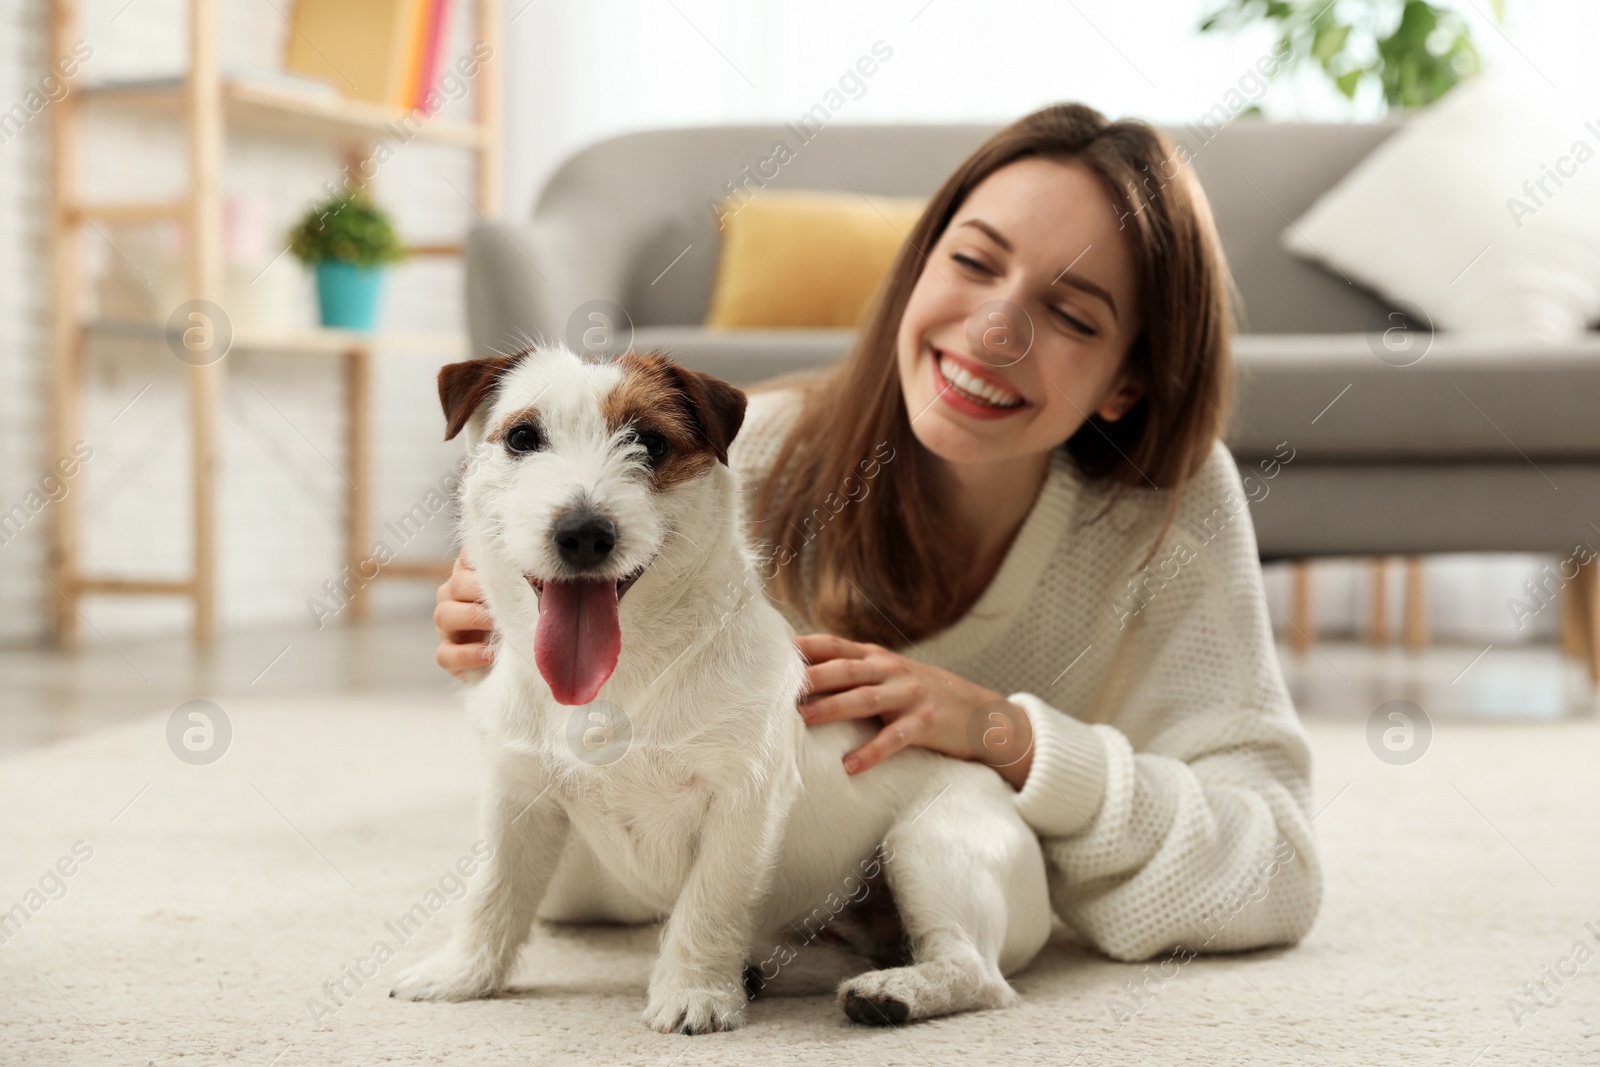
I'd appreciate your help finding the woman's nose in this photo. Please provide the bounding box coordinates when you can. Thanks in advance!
[965,294,1036,368]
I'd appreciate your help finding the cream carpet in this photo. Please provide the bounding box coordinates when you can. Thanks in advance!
[4,694,1597,1066]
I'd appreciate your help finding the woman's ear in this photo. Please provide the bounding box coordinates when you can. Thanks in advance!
[1095,375,1144,423]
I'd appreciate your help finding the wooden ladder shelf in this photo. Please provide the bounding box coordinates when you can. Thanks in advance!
[48,0,502,644]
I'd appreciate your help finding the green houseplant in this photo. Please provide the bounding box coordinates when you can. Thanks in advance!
[1199,0,1505,111]
[288,190,407,330]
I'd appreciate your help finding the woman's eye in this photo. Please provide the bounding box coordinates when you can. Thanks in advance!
[1051,307,1097,337]
[952,252,992,274]
[635,431,669,463]
[505,424,542,453]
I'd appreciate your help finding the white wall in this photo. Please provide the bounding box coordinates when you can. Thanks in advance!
[503,0,1308,223]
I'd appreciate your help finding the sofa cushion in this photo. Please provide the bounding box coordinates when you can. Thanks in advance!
[1248,461,1600,557]
[704,191,925,329]
[1281,67,1600,338]
[1228,334,1600,460]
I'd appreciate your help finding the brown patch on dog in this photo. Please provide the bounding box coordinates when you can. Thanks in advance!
[438,353,528,440]
[602,351,747,491]
[485,406,541,445]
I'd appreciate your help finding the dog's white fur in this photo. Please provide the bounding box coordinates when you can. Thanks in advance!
[391,345,1052,1032]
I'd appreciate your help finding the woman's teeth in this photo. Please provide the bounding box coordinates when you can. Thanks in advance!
[937,353,1024,409]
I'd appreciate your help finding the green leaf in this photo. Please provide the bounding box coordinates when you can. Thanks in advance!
[1196,0,1245,34]
[1372,2,1479,108]
[1391,1,1439,48]
[1312,22,1351,62]
[1197,0,1485,111]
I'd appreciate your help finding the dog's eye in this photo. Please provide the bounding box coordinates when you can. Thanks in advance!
[635,430,670,464]
[505,424,542,454]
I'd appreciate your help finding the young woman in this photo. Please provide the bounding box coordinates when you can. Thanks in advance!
[434,103,1320,964]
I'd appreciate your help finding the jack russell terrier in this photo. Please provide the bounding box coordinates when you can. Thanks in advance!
[390,344,1051,1032]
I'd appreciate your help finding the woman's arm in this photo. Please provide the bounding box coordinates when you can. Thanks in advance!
[797,451,1322,963]
[1003,460,1320,962]
[1009,693,1319,962]
[796,619,1321,964]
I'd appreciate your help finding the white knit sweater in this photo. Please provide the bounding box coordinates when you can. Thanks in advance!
[729,387,1321,963]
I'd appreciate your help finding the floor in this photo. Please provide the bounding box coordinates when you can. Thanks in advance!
[8,633,1600,1065]
[1279,635,1599,723]
[2,613,1595,757]
[0,616,448,756]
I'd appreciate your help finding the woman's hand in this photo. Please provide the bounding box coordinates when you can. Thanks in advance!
[434,550,497,679]
[793,633,1034,788]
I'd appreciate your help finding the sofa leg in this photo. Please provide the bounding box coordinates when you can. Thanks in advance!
[1291,561,1313,653]
[1566,560,1600,685]
[1370,557,1390,645]
[1403,557,1429,651]
[1560,565,1587,659]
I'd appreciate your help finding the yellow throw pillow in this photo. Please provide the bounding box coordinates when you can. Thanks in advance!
[704,191,928,329]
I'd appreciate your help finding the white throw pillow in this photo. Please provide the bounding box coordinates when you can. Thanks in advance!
[1282,67,1600,339]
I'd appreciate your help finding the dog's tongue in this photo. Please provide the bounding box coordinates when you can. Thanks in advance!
[534,578,622,705]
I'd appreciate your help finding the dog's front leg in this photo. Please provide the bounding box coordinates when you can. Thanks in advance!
[392,779,569,1002]
[643,790,782,1035]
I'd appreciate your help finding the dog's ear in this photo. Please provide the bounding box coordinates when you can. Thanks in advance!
[662,361,747,466]
[438,354,523,441]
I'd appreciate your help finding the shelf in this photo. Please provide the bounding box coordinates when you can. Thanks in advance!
[80,77,488,149]
[85,320,470,357]
[234,328,470,356]
[379,560,455,580]
[50,0,504,646]
[72,576,193,596]
[70,198,188,224]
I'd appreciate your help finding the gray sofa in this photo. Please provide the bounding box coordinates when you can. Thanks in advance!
[465,122,1600,560]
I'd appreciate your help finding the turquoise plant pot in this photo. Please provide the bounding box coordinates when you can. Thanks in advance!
[314,261,385,330]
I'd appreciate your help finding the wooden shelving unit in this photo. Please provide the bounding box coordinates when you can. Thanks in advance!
[48,0,502,645]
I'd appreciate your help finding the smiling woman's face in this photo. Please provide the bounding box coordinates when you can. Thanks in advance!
[895,155,1143,466]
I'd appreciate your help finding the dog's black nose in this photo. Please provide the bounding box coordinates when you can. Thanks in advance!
[552,511,617,570]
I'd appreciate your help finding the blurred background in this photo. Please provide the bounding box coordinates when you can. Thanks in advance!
[3,0,1599,753]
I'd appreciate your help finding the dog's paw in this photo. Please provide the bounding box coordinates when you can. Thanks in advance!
[841,985,911,1026]
[641,985,746,1035]
[838,961,1015,1024]
[389,948,499,1003]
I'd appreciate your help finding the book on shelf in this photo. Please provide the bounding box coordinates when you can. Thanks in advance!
[415,0,455,115]
[399,0,432,108]
[284,0,426,108]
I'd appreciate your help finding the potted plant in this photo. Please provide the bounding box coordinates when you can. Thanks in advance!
[1198,0,1503,111]
[288,190,406,330]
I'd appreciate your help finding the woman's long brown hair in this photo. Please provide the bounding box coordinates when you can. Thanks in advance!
[749,102,1237,648]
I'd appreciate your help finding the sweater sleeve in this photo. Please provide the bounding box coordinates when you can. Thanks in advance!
[1005,448,1322,963]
